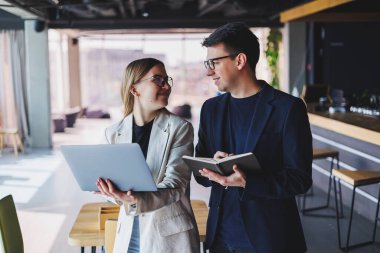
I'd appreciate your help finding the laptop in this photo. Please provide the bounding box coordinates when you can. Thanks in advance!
[61,143,157,192]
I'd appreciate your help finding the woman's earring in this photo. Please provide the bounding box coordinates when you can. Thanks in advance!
[131,88,140,97]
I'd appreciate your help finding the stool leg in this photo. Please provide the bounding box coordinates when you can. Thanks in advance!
[0,134,3,153]
[337,156,344,217]
[372,185,380,242]
[12,133,18,156]
[345,186,356,253]
[333,177,342,249]
[301,189,307,214]
[17,134,24,153]
[325,155,334,208]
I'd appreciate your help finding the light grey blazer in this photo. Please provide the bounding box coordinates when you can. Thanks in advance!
[105,108,200,253]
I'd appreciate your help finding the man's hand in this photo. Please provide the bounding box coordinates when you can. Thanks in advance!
[199,164,247,188]
[213,151,233,159]
[94,178,138,204]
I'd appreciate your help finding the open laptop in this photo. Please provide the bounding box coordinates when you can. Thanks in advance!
[61,143,157,192]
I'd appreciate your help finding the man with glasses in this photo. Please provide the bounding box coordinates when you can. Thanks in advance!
[194,22,312,253]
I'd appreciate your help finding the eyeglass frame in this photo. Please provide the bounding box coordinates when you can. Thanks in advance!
[204,53,240,70]
[134,75,173,88]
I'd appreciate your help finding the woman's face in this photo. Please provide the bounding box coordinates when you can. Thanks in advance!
[132,64,172,111]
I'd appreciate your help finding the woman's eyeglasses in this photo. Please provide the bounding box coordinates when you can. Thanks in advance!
[135,75,173,88]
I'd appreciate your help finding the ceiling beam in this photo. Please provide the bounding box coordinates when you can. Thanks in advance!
[128,0,136,17]
[0,0,38,18]
[300,12,380,22]
[115,0,127,18]
[197,0,228,17]
[280,0,353,23]
[49,17,282,29]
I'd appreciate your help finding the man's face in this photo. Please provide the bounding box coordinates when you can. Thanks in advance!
[205,43,238,92]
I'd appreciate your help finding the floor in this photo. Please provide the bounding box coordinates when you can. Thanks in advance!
[0,118,379,253]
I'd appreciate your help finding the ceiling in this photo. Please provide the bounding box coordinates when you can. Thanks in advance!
[2,0,311,29]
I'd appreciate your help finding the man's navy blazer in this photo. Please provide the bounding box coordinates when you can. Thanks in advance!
[195,83,313,253]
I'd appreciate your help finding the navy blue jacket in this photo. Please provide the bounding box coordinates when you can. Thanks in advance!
[195,83,312,253]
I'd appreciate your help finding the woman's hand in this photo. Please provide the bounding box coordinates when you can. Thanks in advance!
[94,178,138,204]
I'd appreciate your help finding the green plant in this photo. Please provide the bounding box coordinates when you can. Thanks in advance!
[265,28,282,89]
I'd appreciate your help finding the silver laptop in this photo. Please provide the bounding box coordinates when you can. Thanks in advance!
[61,143,157,192]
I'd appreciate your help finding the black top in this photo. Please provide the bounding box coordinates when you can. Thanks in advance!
[132,119,154,158]
[130,118,154,251]
[217,92,260,247]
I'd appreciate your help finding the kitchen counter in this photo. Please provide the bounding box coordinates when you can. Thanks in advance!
[308,112,380,146]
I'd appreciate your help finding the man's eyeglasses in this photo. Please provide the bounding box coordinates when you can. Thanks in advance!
[204,53,239,70]
[135,75,173,88]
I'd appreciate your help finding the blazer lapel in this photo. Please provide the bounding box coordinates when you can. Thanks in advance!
[244,83,274,152]
[146,109,170,183]
[115,114,133,144]
[212,94,229,153]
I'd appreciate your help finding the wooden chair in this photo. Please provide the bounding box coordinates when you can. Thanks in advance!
[191,199,208,253]
[105,219,118,253]
[301,148,343,216]
[104,199,209,253]
[0,195,24,253]
[0,128,24,156]
[332,169,380,252]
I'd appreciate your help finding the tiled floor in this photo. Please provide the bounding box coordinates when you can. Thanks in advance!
[1,118,379,253]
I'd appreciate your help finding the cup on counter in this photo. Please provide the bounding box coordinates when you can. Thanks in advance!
[317,96,330,111]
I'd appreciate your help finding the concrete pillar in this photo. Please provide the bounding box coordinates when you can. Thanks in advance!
[24,20,52,148]
[67,36,82,108]
[282,22,306,96]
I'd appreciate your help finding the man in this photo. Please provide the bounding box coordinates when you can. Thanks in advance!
[195,22,312,253]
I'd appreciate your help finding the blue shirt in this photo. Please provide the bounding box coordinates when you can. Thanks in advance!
[217,92,259,247]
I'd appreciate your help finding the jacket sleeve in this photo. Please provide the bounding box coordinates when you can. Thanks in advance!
[241,98,313,200]
[194,103,213,188]
[130,121,194,214]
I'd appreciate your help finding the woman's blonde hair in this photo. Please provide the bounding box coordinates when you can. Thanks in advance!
[121,58,164,116]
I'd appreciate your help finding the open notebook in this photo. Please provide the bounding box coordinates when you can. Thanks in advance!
[183,152,261,176]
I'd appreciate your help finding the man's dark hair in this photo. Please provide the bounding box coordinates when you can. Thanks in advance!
[202,22,260,72]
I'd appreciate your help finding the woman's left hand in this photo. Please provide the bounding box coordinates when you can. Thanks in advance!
[94,178,138,204]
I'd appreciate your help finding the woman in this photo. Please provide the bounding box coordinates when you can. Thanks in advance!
[96,58,200,253]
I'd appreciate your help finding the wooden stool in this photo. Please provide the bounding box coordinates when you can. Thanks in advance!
[332,169,380,252]
[0,128,24,156]
[302,148,343,215]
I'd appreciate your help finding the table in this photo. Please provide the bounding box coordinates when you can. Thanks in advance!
[68,202,117,253]
[69,201,208,253]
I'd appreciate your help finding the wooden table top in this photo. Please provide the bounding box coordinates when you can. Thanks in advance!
[68,200,208,246]
[68,202,117,247]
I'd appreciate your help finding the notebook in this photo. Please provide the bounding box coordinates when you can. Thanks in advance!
[183,152,261,176]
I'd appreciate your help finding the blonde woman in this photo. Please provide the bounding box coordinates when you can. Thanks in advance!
[96,58,200,253]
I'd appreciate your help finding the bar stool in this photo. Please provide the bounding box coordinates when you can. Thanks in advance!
[301,148,343,215]
[332,169,380,252]
[0,128,24,156]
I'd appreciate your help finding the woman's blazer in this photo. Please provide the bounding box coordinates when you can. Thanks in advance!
[105,108,200,253]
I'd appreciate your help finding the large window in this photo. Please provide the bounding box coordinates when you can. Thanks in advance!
[48,29,271,124]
